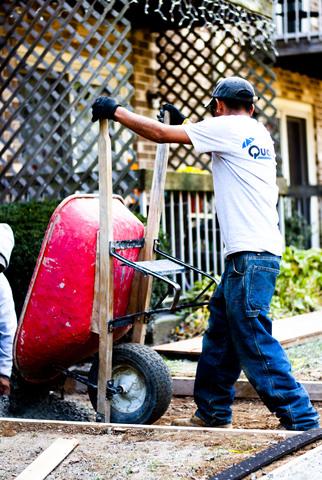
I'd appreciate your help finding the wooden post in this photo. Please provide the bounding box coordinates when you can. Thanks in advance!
[130,111,170,344]
[96,119,114,422]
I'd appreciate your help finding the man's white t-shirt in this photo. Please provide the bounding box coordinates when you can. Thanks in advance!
[183,115,283,257]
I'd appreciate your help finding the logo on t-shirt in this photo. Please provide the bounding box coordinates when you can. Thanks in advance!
[242,137,255,148]
[242,137,271,160]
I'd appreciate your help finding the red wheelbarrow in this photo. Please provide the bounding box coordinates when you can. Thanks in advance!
[13,119,216,424]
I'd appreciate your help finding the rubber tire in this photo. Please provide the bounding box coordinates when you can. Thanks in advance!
[88,343,173,424]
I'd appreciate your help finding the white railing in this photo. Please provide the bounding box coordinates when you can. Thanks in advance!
[161,191,225,294]
[273,0,322,41]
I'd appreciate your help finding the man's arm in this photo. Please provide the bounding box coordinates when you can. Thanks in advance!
[91,97,192,145]
[114,107,192,145]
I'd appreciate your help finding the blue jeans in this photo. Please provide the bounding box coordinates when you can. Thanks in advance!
[194,251,320,430]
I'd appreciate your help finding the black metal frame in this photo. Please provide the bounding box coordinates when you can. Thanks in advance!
[107,238,218,332]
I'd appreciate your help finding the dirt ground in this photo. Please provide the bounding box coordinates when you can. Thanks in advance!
[1,395,322,480]
[1,338,321,479]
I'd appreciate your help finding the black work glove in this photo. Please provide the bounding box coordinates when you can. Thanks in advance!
[91,96,121,122]
[158,103,186,125]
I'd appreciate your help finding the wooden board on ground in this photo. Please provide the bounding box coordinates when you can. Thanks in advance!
[172,377,322,401]
[15,438,78,480]
[0,417,300,438]
[154,311,322,356]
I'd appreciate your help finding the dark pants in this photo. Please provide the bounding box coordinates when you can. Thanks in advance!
[194,251,320,430]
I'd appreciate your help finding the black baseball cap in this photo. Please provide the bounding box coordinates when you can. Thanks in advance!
[205,76,257,109]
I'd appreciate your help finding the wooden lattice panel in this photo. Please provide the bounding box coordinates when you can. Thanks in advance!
[156,29,277,172]
[0,0,136,201]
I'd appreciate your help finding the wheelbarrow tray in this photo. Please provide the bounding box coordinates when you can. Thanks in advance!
[14,194,144,383]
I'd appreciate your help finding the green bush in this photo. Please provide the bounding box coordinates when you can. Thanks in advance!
[271,246,322,318]
[172,247,322,340]
[0,200,60,316]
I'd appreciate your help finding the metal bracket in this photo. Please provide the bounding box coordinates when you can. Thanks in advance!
[105,379,124,399]
[110,239,145,250]
[56,367,123,399]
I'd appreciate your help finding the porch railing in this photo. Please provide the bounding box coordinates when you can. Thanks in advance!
[139,171,321,292]
[273,0,322,41]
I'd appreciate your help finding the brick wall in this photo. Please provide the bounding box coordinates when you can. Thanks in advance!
[274,67,322,184]
[131,29,159,170]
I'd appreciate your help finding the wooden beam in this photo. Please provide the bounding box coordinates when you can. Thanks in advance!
[96,118,114,422]
[140,170,288,195]
[0,417,299,438]
[15,438,78,480]
[172,377,322,401]
[130,112,170,344]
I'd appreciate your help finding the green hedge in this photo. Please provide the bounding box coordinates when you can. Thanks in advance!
[0,200,60,316]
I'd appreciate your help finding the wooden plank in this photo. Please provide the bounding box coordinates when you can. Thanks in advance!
[172,377,322,401]
[15,438,78,480]
[96,118,114,422]
[0,418,300,438]
[90,234,100,335]
[130,112,170,344]
[155,311,322,356]
[140,170,213,193]
[140,170,287,195]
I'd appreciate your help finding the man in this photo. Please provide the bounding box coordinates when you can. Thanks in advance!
[0,224,17,396]
[92,76,319,431]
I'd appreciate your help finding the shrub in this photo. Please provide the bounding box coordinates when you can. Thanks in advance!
[0,200,60,316]
[271,246,322,318]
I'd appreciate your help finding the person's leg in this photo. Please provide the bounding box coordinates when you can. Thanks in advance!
[194,275,241,426]
[225,252,319,431]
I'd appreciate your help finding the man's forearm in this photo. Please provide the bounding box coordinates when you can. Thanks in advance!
[114,107,191,145]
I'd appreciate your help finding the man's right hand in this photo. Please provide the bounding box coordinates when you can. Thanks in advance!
[0,375,10,396]
[159,103,186,125]
[91,97,120,122]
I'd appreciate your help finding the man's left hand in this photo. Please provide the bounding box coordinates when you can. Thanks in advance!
[91,97,120,122]
[0,375,10,396]
[159,103,186,125]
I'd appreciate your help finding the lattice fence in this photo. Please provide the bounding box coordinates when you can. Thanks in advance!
[156,28,278,172]
[0,0,136,202]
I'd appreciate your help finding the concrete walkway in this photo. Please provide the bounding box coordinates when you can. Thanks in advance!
[265,444,322,479]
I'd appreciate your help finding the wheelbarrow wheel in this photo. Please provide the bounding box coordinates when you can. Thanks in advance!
[88,343,173,424]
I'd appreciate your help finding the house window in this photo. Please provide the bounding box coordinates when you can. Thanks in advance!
[287,116,309,186]
[276,98,319,247]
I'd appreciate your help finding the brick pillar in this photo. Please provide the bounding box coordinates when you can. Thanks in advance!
[131,28,159,170]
